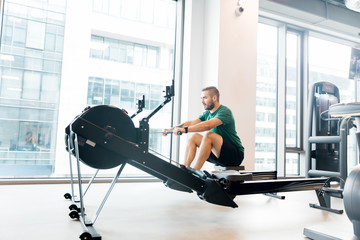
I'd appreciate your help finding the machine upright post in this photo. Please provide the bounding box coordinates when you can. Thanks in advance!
[67,135,76,200]
[73,133,86,219]
[339,116,351,187]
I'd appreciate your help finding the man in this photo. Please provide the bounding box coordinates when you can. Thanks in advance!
[163,86,244,170]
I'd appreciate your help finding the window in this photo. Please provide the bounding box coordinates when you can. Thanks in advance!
[284,30,304,175]
[0,0,179,178]
[255,23,278,171]
[26,21,45,50]
[308,36,359,170]
[257,19,359,176]
[308,37,355,102]
[87,78,170,113]
[90,35,161,68]
[22,71,41,100]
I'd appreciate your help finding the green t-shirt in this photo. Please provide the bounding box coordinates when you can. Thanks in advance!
[198,105,244,152]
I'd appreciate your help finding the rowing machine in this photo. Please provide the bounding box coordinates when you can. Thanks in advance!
[64,81,329,239]
[65,104,329,239]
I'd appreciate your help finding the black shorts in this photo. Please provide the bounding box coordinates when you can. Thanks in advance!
[207,137,244,167]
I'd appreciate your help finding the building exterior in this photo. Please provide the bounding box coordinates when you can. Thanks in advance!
[0,0,177,177]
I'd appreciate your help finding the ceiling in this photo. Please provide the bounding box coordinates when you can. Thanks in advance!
[259,0,360,43]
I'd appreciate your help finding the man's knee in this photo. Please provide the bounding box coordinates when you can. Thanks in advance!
[188,133,202,145]
[202,131,218,142]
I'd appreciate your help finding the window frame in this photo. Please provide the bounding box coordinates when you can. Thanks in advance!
[258,15,360,177]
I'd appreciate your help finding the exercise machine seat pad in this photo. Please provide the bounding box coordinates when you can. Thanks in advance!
[212,170,253,182]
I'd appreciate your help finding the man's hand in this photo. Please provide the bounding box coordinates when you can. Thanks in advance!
[172,127,185,136]
[162,128,172,136]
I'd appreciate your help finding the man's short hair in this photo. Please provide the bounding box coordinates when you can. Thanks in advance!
[202,86,220,101]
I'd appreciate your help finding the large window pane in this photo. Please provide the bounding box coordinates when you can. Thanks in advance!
[0,0,65,177]
[255,23,278,171]
[308,37,358,170]
[257,20,359,177]
[0,68,23,98]
[286,32,299,148]
[26,21,45,50]
[286,153,299,175]
[285,30,303,176]
[309,37,354,102]
[41,74,60,102]
[87,77,104,105]
[0,0,179,179]
[23,71,41,100]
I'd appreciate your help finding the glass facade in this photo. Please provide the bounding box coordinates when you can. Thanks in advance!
[0,0,178,178]
[0,0,66,176]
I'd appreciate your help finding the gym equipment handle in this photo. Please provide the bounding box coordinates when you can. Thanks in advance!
[166,130,182,135]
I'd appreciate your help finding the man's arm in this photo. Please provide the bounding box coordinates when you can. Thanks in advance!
[162,118,201,135]
[176,119,201,128]
[173,118,222,135]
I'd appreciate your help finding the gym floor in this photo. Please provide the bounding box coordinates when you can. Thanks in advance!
[0,181,353,240]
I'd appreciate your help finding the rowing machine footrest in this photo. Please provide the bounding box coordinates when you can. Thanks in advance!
[211,170,253,182]
[182,165,207,179]
[163,179,193,193]
[198,179,238,208]
[214,165,245,171]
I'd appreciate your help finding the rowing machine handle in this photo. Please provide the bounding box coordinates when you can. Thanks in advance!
[165,130,182,135]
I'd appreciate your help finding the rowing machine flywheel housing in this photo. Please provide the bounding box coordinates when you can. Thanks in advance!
[68,105,137,169]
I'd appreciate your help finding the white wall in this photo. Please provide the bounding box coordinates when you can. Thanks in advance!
[180,0,258,170]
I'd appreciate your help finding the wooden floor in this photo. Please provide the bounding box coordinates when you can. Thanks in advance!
[0,181,353,240]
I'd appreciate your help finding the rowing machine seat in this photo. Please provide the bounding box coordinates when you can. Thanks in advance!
[212,170,253,183]
[214,165,245,171]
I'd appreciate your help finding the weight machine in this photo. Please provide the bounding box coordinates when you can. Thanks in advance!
[306,82,356,213]
[304,101,360,240]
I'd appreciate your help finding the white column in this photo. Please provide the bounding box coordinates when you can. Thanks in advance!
[181,0,259,170]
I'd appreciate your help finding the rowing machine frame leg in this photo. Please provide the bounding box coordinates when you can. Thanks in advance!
[65,134,100,212]
[68,132,127,240]
[264,193,285,200]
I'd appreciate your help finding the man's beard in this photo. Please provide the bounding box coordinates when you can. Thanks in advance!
[204,101,215,110]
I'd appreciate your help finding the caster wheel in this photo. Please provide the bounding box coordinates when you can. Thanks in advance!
[80,232,92,240]
[69,210,79,219]
[69,204,81,212]
[64,193,72,200]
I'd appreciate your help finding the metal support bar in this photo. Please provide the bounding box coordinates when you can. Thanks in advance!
[308,136,341,143]
[226,178,327,196]
[67,135,76,200]
[92,163,126,224]
[339,116,351,187]
[264,193,285,200]
[83,169,99,197]
[73,133,86,220]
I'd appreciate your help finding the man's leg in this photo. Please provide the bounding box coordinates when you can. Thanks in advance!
[193,131,223,170]
[183,133,203,166]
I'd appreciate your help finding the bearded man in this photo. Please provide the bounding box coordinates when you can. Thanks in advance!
[163,86,244,170]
